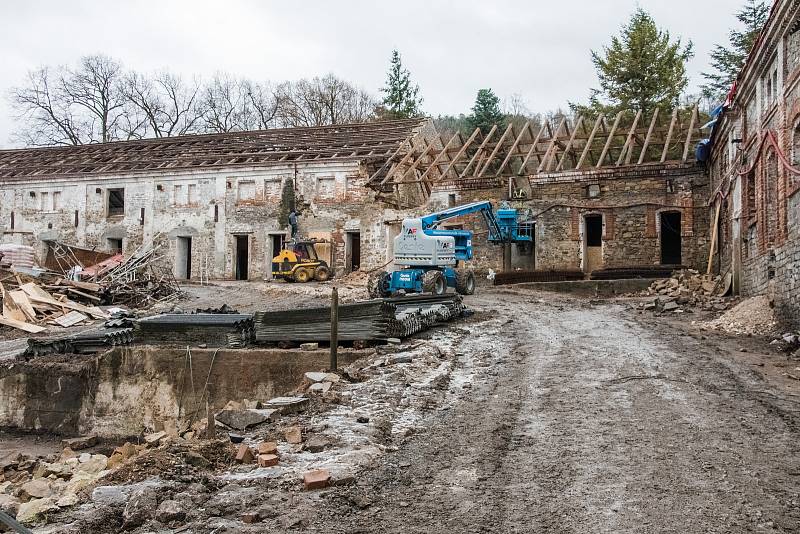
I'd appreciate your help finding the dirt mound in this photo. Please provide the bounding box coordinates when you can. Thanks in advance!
[704,295,777,336]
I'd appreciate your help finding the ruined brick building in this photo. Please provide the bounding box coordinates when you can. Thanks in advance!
[375,107,709,275]
[0,119,436,280]
[707,0,800,326]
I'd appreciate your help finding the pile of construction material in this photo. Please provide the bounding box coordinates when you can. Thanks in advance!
[24,327,135,357]
[0,276,109,334]
[0,242,182,334]
[136,313,254,347]
[86,243,181,308]
[253,294,465,344]
[639,269,731,313]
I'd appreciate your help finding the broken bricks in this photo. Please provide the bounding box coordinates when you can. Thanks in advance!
[303,468,331,490]
[257,442,278,455]
[234,443,255,464]
[284,426,303,444]
[257,454,279,467]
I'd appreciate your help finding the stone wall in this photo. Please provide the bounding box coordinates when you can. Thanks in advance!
[429,163,709,273]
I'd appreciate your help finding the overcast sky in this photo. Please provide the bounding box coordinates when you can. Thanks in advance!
[0,0,740,148]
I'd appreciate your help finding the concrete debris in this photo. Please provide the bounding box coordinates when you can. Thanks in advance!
[308,381,333,395]
[303,435,331,453]
[215,408,279,431]
[305,371,329,382]
[156,498,186,523]
[300,343,320,350]
[61,435,98,451]
[640,270,732,314]
[16,497,59,524]
[144,431,168,446]
[265,396,310,414]
[704,295,778,336]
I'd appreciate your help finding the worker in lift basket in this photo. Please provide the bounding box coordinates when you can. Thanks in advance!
[288,209,299,238]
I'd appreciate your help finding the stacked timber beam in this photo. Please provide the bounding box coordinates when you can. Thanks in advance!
[369,106,704,208]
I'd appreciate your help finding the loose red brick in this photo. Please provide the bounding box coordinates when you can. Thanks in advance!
[257,441,278,455]
[235,443,254,464]
[303,468,331,490]
[257,454,279,467]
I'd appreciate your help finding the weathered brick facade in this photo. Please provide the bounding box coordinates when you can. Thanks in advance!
[708,0,800,328]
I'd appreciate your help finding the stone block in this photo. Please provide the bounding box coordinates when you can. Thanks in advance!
[303,469,331,490]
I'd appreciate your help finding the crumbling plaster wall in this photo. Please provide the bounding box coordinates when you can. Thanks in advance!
[0,160,398,279]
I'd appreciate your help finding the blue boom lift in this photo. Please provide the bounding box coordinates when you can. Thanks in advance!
[368,201,533,297]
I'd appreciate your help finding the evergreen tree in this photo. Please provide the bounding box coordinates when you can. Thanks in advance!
[467,89,505,134]
[380,50,423,119]
[576,8,693,116]
[701,0,770,100]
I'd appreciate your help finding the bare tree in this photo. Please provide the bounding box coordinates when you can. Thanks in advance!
[9,55,127,145]
[9,67,85,146]
[242,79,279,130]
[59,55,127,143]
[122,71,202,137]
[276,74,376,127]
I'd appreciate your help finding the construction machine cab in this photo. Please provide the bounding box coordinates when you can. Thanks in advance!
[271,239,331,283]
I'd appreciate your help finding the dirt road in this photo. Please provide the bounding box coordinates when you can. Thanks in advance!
[299,288,800,533]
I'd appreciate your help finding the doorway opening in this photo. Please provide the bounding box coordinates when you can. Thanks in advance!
[584,214,603,273]
[107,238,123,254]
[176,237,192,280]
[660,212,682,265]
[267,233,286,279]
[345,232,361,272]
[235,235,249,280]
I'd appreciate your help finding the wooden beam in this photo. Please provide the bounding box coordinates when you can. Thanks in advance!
[459,125,498,178]
[556,116,585,171]
[436,128,481,182]
[637,107,660,164]
[478,123,514,177]
[617,110,642,166]
[409,131,460,184]
[596,112,622,168]
[707,201,721,274]
[660,108,679,162]
[398,138,439,183]
[682,103,699,162]
[538,117,567,173]
[576,114,604,170]
[517,122,549,175]
[496,121,532,176]
[378,140,419,186]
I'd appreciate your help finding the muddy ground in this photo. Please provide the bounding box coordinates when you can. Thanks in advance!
[12,285,800,532]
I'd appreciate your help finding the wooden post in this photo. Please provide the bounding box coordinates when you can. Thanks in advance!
[206,400,216,439]
[330,287,339,371]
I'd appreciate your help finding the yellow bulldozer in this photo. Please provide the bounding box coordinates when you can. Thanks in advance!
[271,239,332,283]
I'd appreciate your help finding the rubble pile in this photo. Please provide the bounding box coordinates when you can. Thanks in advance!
[703,295,778,336]
[637,269,731,314]
[0,242,182,335]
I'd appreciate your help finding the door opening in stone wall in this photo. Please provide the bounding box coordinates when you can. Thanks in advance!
[267,233,286,279]
[346,232,361,272]
[660,212,682,265]
[235,235,249,280]
[107,238,122,254]
[584,215,603,273]
[176,237,192,280]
